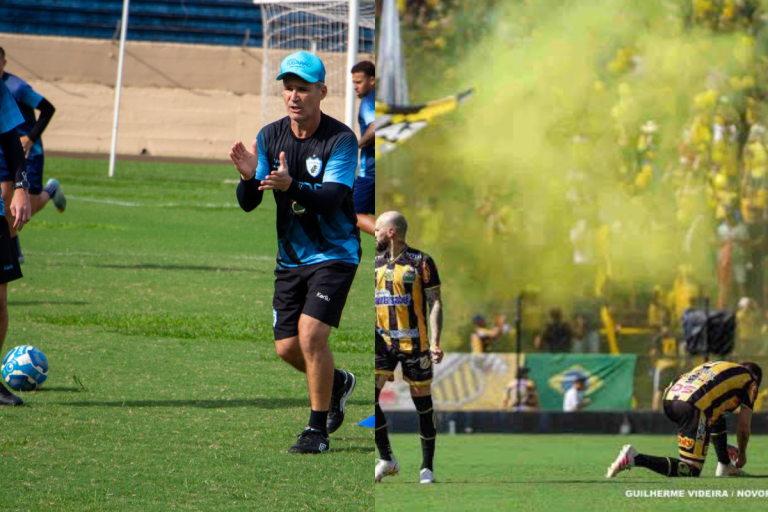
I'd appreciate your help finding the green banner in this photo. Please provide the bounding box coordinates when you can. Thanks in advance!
[525,354,637,411]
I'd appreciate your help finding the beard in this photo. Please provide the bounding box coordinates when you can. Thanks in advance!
[375,238,389,253]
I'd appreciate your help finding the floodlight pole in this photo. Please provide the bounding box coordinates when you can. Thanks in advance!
[345,0,360,130]
[109,0,130,178]
[515,294,523,412]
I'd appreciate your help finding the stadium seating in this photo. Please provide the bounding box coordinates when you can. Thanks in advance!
[0,0,265,47]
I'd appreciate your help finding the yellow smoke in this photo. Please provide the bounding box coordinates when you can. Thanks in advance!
[377,0,759,349]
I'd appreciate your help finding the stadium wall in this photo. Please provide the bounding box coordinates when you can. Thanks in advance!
[387,411,768,435]
[0,33,370,159]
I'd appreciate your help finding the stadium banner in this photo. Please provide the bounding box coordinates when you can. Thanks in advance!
[378,353,636,412]
[525,354,637,411]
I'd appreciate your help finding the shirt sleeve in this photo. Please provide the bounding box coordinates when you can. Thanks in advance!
[0,81,24,134]
[742,379,759,410]
[322,132,358,188]
[15,82,43,110]
[254,131,271,180]
[563,388,577,412]
[361,95,376,125]
[422,255,441,289]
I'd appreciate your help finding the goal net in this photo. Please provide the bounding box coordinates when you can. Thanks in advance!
[255,0,376,128]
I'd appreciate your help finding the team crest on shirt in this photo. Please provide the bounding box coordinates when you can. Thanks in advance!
[306,156,323,177]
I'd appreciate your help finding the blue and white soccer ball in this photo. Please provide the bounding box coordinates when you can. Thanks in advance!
[2,346,48,391]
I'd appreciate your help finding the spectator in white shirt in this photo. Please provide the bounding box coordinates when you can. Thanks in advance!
[563,376,591,412]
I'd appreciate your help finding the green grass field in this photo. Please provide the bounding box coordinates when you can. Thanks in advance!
[376,434,768,512]
[0,157,374,511]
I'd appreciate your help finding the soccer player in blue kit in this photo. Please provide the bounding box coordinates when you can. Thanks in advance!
[0,76,31,405]
[351,61,375,236]
[0,47,64,264]
[229,51,360,454]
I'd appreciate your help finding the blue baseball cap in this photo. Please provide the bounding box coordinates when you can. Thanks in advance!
[276,51,326,83]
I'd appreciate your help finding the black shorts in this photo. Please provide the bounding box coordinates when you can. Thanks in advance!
[272,259,358,339]
[375,331,433,387]
[663,399,711,463]
[0,216,22,284]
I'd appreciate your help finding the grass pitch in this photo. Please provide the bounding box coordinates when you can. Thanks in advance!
[0,157,373,511]
[376,434,768,512]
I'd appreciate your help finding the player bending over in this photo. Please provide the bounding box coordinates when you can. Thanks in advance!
[0,47,64,264]
[230,51,360,453]
[607,361,762,478]
[375,211,443,484]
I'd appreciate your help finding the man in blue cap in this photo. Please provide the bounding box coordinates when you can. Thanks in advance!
[0,76,31,405]
[230,51,360,454]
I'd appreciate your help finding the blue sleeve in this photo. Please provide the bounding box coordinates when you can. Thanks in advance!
[15,82,43,110]
[323,132,358,188]
[0,81,24,134]
[361,96,376,125]
[255,131,271,180]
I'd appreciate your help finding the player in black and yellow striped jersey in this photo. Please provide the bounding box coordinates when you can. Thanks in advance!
[374,211,443,485]
[607,361,762,478]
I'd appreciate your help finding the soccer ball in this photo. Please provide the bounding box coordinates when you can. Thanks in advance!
[2,346,48,391]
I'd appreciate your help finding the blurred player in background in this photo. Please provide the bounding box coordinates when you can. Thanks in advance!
[375,211,443,484]
[230,51,359,454]
[501,366,540,411]
[0,76,31,405]
[470,314,506,354]
[563,375,590,412]
[351,61,375,236]
[0,47,64,264]
[607,361,762,478]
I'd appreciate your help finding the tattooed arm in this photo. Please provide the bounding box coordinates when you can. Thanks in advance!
[426,286,443,363]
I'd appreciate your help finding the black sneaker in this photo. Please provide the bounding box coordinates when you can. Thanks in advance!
[327,370,356,434]
[288,428,330,454]
[0,383,23,406]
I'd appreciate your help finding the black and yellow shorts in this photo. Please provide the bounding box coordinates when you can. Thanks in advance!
[663,399,709,463]
[375,331,433,387]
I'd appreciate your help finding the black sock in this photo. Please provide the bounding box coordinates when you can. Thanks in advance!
[375,388,393,461]
[711,432,731,465]
[10,236,21,258]
[413,395,436,471]
[635,454,700,477]
[45,184,57,198]
[308,409,328,435]
[332,369,346,394]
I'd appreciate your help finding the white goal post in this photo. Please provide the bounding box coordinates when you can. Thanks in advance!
[253,0,376,129]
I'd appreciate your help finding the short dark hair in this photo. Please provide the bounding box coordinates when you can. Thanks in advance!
[741,361,763,387]
[0,47,5,59]
[351,60,374,78]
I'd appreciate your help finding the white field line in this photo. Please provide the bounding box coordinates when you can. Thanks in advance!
[24,250,275,262]
[69,196,141,207]
[68,196,240,208]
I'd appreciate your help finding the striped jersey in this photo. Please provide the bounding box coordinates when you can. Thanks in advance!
[665,361,759,423]
[375,247,440,354]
